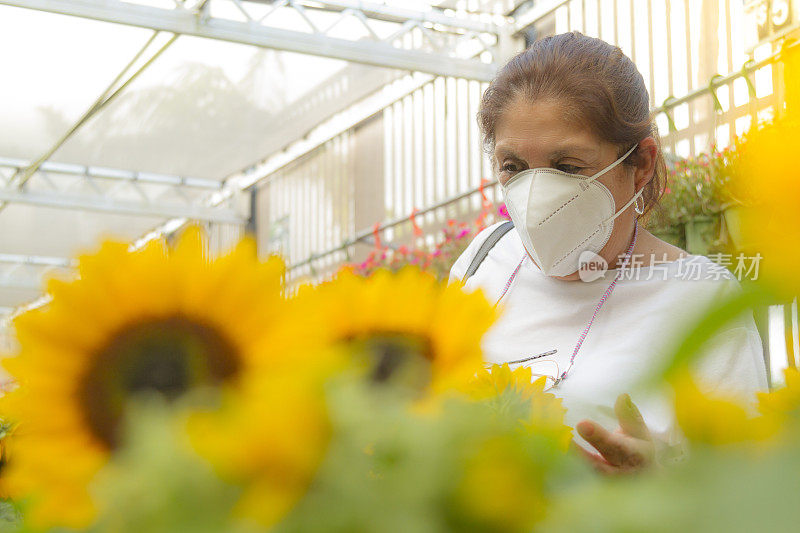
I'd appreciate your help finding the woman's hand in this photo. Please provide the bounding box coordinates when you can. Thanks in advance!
[572,393,656,475]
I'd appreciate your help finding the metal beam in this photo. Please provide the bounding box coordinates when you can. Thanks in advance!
[1,0,499,82]
[0,254,75,268]
[0,187,245,223]
[0,255,73,296]
[0,157,223,190]
[0,156,242,222]
[0,0,500,314]
[297,0,503,33]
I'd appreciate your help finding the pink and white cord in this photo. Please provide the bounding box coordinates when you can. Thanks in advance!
[494,220,640,387]
[557,220,639,384]
[493,256,527,307]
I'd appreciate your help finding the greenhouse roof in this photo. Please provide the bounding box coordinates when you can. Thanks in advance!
[0,0,509,316]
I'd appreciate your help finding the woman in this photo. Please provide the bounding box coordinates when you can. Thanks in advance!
[449,32,768,474]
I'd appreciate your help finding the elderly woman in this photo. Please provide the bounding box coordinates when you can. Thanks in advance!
[450,32,768,473]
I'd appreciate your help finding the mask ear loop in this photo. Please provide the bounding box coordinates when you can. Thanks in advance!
[603,186,646,224]
[584,143,639,185]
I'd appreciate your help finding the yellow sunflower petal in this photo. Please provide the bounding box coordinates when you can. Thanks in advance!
[3,227,300,529]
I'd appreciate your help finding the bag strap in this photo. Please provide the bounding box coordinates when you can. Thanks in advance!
[463,220,515,280]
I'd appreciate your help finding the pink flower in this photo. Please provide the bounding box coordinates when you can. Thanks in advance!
[457,229,471,239]
[498,204,510,218]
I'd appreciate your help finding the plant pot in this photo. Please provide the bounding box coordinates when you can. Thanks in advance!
[650,225,686,249]
[684,216,718,256]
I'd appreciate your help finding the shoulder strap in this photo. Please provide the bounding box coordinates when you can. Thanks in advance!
[463,220,515,281]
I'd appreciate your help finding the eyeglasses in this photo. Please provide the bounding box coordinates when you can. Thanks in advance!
[485,350,562,392]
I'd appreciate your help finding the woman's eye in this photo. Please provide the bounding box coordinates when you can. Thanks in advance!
[501,162,523,174]
[556,164,583,174]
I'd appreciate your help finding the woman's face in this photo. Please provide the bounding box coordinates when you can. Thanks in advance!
[493,96,655,280]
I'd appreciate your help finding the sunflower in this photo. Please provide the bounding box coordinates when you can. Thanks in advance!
[453,434,548,532]
[298,266,498,395]
[186,350,337,528]
[758,366,800,418]
[672,371,780,446]
[469,363,549,401]
[0,227,291,529]
[734,67,800,297]
[468,364,572,451]
[0,418,12,498]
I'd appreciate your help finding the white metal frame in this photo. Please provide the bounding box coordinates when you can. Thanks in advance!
[0,254,75,293]
[0,157,244,223]
[0,0,506,318]
[0,0,500,81]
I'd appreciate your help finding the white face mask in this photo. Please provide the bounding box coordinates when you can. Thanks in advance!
[501,143,642,277]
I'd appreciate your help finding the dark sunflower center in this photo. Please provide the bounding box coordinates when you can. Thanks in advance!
[347,332,433,389]
[80,316,240,449]
[0,423,10,476]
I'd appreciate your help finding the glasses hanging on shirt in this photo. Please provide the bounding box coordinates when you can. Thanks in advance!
[487,221,641,390]
[484,350,561,392]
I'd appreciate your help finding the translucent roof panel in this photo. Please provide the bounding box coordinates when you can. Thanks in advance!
[1,1,478,183]
[51,32,358,180]
[0,5,156,161]
[0,204,165,257]
[0,0,480,314]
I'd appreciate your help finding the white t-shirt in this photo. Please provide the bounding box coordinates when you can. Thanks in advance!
[449,221,769,459]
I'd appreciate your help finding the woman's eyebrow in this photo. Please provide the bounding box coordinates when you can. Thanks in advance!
[549,145,599,159]
[494,146,525,161]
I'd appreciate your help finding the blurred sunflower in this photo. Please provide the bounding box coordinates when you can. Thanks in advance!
[672,372,780,446]
[0,418,12,498]
[299,267,497,394]
[469,364,572,451]
[452,434,548,532]
[733,49,800,297]
[187,354,336,528]
[470,363,555,401]
[758,366,800,417]
[0,227,289,529]
[469,363,540,401]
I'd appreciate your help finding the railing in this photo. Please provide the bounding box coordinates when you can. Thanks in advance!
[255,0,799,378]
[264,1,788,281]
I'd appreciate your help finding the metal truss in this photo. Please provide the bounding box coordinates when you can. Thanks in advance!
[0,253,75,293]
[2,0,500,81]
[0,157,246,224]
[0,0,510,316]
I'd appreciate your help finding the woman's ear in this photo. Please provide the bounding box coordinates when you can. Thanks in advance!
[634,137,658,191]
